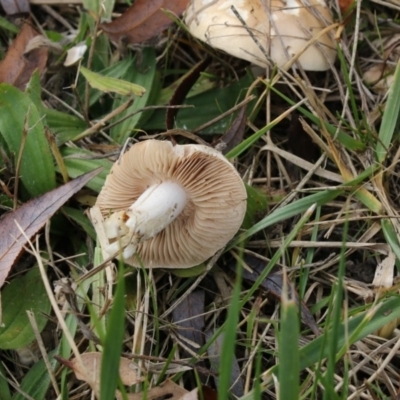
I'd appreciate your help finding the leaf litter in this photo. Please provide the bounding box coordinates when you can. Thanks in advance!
[0,21,48,90]
[0,168,101,288]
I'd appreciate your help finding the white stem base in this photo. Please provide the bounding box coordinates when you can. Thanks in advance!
[104,181,188,260]
[126,181,188,239]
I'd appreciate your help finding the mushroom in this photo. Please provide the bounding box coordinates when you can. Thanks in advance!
[363,34,400,94]
[185,0,337,71]
[94,140,247,269]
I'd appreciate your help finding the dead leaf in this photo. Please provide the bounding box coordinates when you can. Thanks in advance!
[205,329,244,397]
[0,0,29,15]
[62,352,140,386]
[0,168,101,288]
[0,21,48,90]
[179,387,198,400]
[238,255,320,336]
[200,386,218,400]
[172,290,205,355]
[339,0,354,14]
[101,0,189,44]
[117,379,188,400]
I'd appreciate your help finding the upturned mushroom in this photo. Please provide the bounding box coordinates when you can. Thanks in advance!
[185,0,337,71]
[94,140,247,269]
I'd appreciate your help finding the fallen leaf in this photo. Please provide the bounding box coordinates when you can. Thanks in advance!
[238,255,320,336]
[101,0,189,44]
[117,379,188,400]
[172,290,205,355]
[205,329,244,397]
[64,42,88,66]
[339,0,355,14]
[0,0,29,15]
[0,21,48,90]
[80,66,146,96]
[0,168,101,288]
[179,388,198,400]
[61,352,140,386]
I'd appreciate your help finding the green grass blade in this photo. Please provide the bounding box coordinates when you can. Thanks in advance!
[0,83,56,196]
[323,219,347,399]
[376,61,400,163]
[278,294,300,400]
[218,258,242,400]
[110,48,159,144]
[266,294,400,379]
[100,261,126,400]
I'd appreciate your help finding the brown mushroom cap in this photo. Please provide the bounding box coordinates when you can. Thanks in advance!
[95,140,247,269]
[185,0,337,71]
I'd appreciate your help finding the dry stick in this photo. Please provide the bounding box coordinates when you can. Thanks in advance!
[108,104,193,132]
[42,88,85,120]
[72,98,134,141]
[26,311,61,397]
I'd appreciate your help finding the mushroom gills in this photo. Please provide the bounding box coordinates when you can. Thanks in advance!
[104,181,188,260]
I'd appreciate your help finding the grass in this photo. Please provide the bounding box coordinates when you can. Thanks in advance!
[1,1,400,399]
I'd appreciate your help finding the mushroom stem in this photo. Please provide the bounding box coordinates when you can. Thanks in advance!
[126,181,188,239]
[105,181,188,260]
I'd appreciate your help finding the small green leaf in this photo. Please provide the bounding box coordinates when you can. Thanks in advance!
[0,267,51,350]
[61,147,111,192]
[80,66,146,96]
[82,0,114,21]
[0,84,56,197]
[63,206,96,239]
[144,73,255,133]
[45,109,87,146]
[110,48,160,144]
[12,350,58,400]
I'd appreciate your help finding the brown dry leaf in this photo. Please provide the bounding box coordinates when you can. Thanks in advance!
[101,0,189,44]
[179,388,198,400]
[117,379,188,400]
[339,0,354,14]
[238,255,320,336]
[0,21,48,90]
[66,352,140,387]
[172,290,205,355]
[0,168,101,288]
[0,0,29,15]
[205,329,244,397]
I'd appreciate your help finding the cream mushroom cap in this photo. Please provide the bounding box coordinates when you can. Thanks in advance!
[185,0,336,71]
[95,140,247,269]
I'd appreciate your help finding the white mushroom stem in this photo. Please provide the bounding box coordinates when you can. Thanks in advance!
[104,181,188,260]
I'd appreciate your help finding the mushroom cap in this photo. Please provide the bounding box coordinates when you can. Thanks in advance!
[95,140,247,269]
[185,0,336,71]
